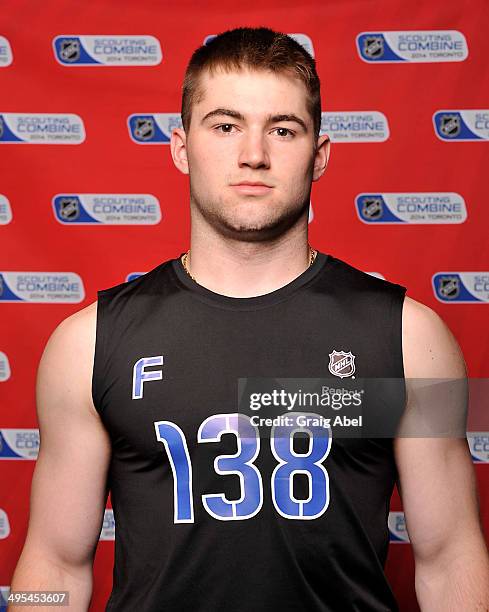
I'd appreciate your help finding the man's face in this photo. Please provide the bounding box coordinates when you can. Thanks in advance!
[173,66,329,241]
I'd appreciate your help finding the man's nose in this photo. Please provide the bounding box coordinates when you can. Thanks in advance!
[237,132,271,169]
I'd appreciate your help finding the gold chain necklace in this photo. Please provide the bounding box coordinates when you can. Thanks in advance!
[181,246,317,282]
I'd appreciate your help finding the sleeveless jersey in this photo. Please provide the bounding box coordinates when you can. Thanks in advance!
[92,250,407,612]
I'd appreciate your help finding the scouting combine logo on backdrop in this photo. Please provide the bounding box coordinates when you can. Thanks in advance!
[0,113,85,144]
[128,114,182,143]
[433,110,489,141]
[53,194,161,225]
[356,30,467,63]
[356,193,467,224]
[0,272,84,303]
[0,36,13,66]
[432,273,489,303]
[0,195,12,224]
[53,35,162,65]
[0,430,39,459]
[388,512,410,542]
[467,433,489,463]
[320,112,389,142]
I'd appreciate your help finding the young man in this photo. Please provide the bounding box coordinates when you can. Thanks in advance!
[10,27,489,611]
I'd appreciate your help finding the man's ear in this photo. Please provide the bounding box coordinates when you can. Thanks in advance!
[170,127,189,175]
[312,133,330,182]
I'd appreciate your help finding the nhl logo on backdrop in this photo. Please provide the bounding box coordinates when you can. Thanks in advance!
[440,114,461,138]
[134,118,155,141]
[363,36,384,59]
[362,197,383,220]
[60,39,80,62]
[59,197,80,221]
[328,350,356,378]
[438,276,460,299]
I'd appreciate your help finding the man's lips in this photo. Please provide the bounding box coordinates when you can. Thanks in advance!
[230,181,274,195]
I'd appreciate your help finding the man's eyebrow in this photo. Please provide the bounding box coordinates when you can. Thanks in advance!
[200,108,309,132]
[201,108,245,123]
[268,114,308,132]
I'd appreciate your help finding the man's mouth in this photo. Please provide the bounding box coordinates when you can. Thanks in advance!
[230,181,274,195]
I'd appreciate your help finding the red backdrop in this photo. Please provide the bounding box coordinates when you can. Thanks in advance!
[1,2,488,610]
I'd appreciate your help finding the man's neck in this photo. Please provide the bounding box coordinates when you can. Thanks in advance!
[181,241,315,298]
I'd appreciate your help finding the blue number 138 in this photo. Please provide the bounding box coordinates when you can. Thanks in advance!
[154,412,332,523]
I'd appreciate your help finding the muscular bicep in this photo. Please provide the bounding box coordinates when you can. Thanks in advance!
[395,436,480,564]
[394,297,483,565]
[22,302,111,568]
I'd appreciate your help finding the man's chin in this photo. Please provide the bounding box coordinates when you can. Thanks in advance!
[217,215,292,240]
[193,196,308,239]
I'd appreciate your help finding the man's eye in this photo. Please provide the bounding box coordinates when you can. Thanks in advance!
[274,127,294,138]
[216,124,235,133]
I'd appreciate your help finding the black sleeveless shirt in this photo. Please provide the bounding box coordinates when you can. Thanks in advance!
[92,250,407,612]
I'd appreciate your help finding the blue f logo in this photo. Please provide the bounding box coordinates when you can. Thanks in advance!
[132,355,164,399]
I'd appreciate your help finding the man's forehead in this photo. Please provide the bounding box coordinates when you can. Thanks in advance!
[197,64,305,88]
[194,65,310,110]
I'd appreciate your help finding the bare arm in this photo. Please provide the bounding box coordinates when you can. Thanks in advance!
[394,296,489,611]
[8,301,111,611]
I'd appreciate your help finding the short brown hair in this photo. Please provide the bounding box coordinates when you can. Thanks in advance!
[181,27,322,138]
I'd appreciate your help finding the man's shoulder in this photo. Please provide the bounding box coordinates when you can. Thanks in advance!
[325,253,407,296]
[402,295,446,339]
[95,257,175,301]
[47,301,98,358]
[401,295,467,378]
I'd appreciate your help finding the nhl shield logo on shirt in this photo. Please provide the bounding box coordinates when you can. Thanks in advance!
[328,350,356,378]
